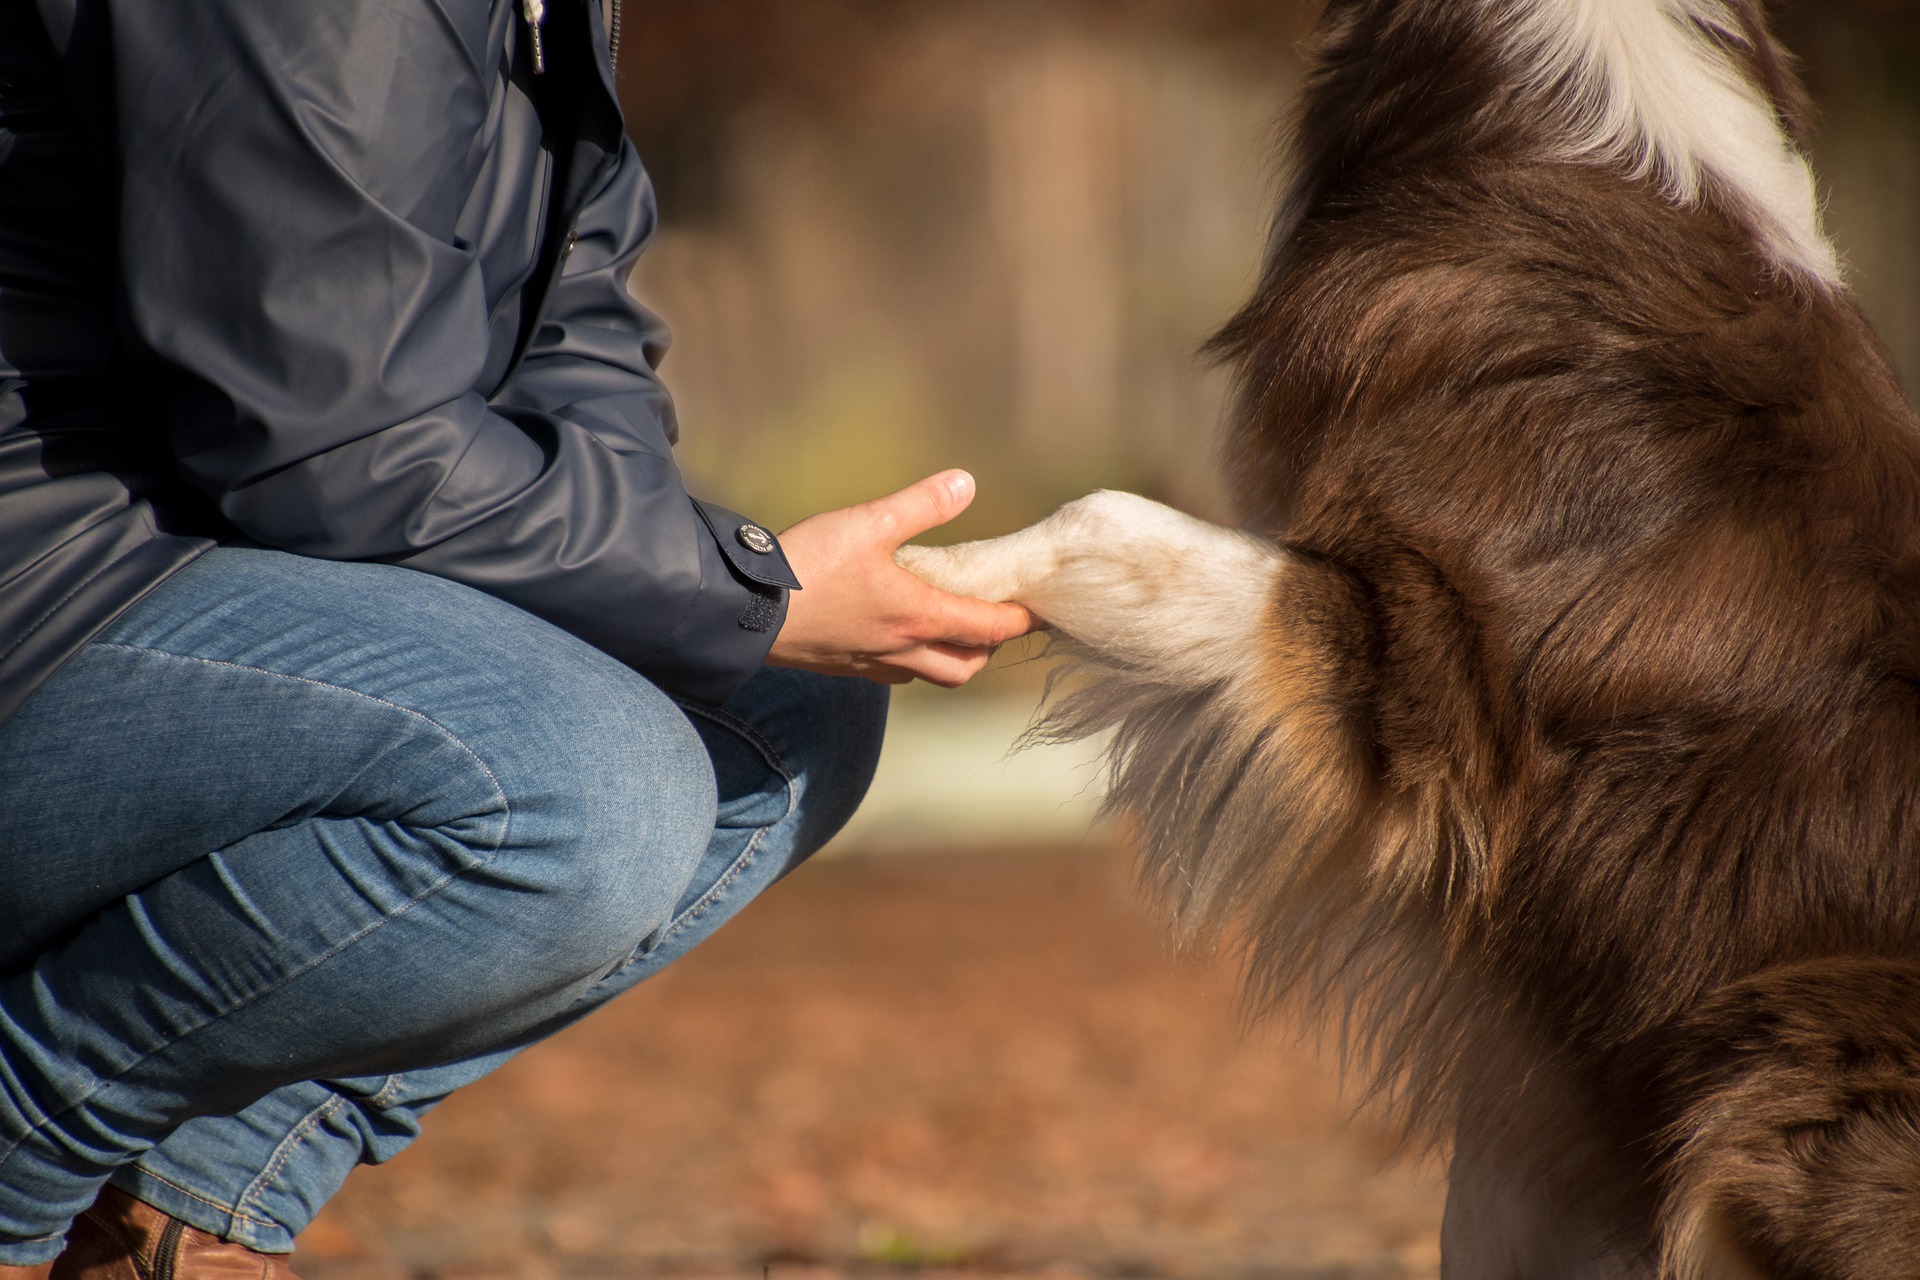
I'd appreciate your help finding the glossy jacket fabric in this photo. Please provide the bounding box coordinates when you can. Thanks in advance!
[0,0,796,723]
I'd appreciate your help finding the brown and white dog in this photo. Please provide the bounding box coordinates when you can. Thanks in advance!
[899,2,1920,1276]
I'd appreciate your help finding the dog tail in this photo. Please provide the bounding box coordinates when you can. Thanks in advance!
[1654,958,1920,1280]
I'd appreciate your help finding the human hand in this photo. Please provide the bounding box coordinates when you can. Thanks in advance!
[766,471,1038,687]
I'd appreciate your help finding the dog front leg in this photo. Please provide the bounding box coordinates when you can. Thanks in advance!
[895,490,1285,686]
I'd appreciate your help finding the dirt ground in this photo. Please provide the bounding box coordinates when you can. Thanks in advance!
[297,848,1444,1280]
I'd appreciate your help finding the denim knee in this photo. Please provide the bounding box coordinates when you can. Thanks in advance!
[468,663,719,979]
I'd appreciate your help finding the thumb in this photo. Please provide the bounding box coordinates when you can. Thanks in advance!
[864,470,977,547]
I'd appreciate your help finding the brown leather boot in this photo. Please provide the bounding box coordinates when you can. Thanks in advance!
[0,1263,53,1280]
[50,1188,297,1280]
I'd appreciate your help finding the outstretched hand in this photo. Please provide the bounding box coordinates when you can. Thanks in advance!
[767,471,1037,687]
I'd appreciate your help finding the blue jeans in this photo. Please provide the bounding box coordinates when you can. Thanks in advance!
[0,547,888,1264]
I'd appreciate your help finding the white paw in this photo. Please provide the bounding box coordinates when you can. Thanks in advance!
[896,491,1284,679]
[893,541,1027,603]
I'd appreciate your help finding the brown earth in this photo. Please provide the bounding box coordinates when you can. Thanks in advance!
[297,848,1443,1280]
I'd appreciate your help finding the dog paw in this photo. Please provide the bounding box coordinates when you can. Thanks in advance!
[893,541,1027,603]
[896,491,1283,665]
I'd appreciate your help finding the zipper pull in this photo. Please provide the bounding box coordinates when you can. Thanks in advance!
[522,0,546,74]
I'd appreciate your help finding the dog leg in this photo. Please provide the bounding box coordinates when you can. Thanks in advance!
[895,490,1284,685]
[898,487,1374,940]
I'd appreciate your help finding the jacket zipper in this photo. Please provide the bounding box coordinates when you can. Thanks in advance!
[522,0,546,73]
[528,0,617,77]
[150,1218,186,1280]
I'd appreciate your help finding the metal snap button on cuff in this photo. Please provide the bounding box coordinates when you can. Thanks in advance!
[737,524,776,555]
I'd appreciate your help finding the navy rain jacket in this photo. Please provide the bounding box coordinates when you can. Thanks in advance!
[0,0,797,725]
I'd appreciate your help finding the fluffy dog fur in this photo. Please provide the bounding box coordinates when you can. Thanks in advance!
[898,1,1920,1275]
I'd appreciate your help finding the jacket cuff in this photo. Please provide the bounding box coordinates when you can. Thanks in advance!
[646,500,798,707]
[692,499,802,592]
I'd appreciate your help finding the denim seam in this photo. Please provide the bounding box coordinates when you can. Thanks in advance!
[119,1169,276,1229]
[227,1077,408,1234]
[0,872,486,1176]
[367,1074,408,1108]
[653,822,770,949]
[88,644,515,825]
[676,702,795,798]
[232,1094,347,1230]
[0,651,516,1181]
[651,702,797,946]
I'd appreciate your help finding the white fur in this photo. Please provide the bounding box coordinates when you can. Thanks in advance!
[895,491,1283,689]
[897,494,1323,949]
[1495,0,1839,283]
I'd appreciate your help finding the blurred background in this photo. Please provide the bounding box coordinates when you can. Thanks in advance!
[302,4,1920,1277]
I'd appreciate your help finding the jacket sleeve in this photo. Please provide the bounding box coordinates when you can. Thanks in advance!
[100,0,794,706]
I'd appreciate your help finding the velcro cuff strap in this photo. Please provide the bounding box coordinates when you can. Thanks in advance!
[737,585,785,633]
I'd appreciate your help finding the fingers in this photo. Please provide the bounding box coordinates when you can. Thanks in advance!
[893,642,998,689]
[861,470,976,547]
[922,591,1036,649]
[768,469,1039,688]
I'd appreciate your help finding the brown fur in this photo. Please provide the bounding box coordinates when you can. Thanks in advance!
[1655,960,1920,1277]
[1045,1,1920,1274]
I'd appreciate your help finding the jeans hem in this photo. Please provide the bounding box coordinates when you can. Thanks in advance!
[0,1233,64,1266]
[110,1167,294,1254]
